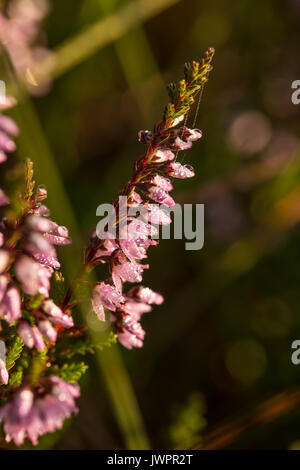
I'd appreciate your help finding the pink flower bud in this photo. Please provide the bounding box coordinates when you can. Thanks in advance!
[15,255,52,297]
[17,321,35,348]
[15,389,34,418]
[31,325,46,351]
[184,127,202,141]
[0,131,16,153]
[151,175,173,192]
[26,215,52,232]
[38,320,57,342]
[166,162,195,179]
[0,286,21,324]
[0,114,19,137]
[171,114,185,127]
[42,299,74,328]
[0,249,10,273]
[153,148,175,162]
[146,186,175,207]
[0,358,8,385]
[0,275,8,303]
[129,286,164,305]
[173,137,192,150]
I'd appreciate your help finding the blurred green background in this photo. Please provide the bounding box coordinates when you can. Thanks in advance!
[2,0,300,450]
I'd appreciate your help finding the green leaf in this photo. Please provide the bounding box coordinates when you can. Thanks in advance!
[6,336,24,371]
[26,293,44,310]
[56,331,117,359]
[53,362,88,383]
[8,368,23,387]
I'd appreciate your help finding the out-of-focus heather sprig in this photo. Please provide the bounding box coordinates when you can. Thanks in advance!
[0,99,115,447]
[82,47,215,349]
[0,47,214,447]
[0,0,52,94]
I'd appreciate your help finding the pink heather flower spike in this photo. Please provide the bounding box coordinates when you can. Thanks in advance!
[87,48,215,348]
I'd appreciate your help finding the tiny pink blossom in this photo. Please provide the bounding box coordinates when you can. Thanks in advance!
[38,320,57,343]
[31,325,46,351]
[92,282,125,321]
[166,162,195,179]
[42,299,74,328]
[26,232,60,269]
[123,299,152,319]
[118,319,145,349]
[128,191,143,205]
[112,255,149,288]
[183,127,202,141]
[94,238,118,260]
[147,186,175,207]
[0,249,10,273]
[0,286,21,324]
[153,148,175,162]
[0,275,8,303]
[0,130,16,153]
[17,321,35,349]
[15,255,52,296]
[172,137,193,150]
[151,174,173,192]
[142,203,171,226]
[129,286,164,305]
[0,358,8,385]
[171,114,185,127]
[0,114,19,137]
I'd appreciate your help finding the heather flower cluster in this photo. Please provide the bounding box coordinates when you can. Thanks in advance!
[85,48,215,349]
[0,102,78,445]
[0,47,214,447]
[0,376,79,446]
